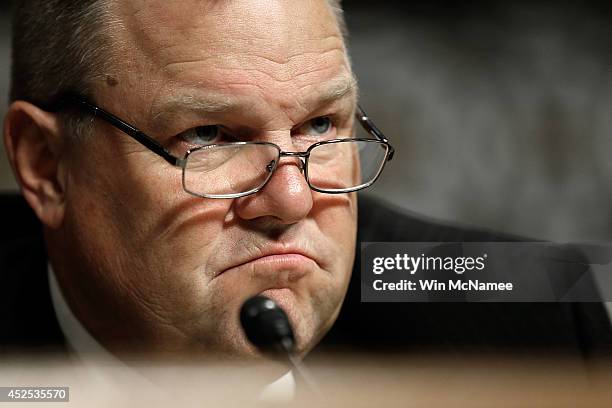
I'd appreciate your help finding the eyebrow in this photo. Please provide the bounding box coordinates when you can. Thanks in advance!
[149,74,358,129]
[150,92,234,129]
[311,73,358,106]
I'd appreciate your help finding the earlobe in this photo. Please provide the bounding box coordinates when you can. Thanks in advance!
[3,101,67,229]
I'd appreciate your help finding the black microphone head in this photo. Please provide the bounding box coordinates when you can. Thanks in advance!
[240,295,295,356]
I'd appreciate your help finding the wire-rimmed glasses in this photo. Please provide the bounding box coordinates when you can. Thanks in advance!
[52,96,395,198]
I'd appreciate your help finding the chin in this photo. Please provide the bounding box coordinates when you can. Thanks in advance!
[227,295,320,360]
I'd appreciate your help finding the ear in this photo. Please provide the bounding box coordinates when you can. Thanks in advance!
[3,101,68,229]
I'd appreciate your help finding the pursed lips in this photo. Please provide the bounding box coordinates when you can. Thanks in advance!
[213,246,320,282]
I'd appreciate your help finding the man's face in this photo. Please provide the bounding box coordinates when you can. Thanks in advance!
[53,0,357,358]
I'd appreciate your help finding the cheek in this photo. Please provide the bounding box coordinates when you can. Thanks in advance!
[284,193,357,353]
[64,142,233,296]
[315,192,357,298]
[312,192,358,261]
[318,196,356,289]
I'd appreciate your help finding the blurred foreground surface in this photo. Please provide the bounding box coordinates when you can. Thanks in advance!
[2,353,612,407]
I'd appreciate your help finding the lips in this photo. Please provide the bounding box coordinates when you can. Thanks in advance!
[214,246,319,283]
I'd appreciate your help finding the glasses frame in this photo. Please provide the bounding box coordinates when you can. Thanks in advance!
[50,95,395,198]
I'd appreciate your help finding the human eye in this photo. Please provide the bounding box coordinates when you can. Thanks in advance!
[297,116,336,140]
[176,125,224,146]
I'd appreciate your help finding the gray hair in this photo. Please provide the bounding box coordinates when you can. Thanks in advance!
[10,0,119,137]
[327,0,347,38]
[10,0,116,105]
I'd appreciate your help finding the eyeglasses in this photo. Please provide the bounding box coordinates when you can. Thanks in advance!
[52,96,395,199]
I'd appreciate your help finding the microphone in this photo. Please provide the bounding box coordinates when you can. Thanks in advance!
[240,295,321,396]
[240,295,295,356]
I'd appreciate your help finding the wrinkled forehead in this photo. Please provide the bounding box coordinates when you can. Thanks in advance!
[115,0,346,75]
[107,0,352,123]
[120,0,340,47]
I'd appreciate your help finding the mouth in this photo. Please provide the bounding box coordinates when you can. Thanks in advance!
[214,248,318,284]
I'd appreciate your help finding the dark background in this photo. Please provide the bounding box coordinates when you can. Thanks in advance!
[2,0,612,241]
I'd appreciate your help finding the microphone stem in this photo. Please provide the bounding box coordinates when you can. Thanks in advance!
[287,352,322,397]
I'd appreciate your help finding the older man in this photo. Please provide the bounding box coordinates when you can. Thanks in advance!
[3,0,394,360]
[3,0,612,371]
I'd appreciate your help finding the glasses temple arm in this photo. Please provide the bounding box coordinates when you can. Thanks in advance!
[356,104,395,161]
[54,95,182,166]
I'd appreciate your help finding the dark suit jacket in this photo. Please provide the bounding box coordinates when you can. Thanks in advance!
[318,195,612,359]
[0,193,65,352]
[2,193,612,358]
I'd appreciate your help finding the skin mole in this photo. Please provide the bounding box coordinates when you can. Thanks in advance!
[106,75,119,87]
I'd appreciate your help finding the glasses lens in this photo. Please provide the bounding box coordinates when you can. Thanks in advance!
[307,139,389,192]
[183,143,280,197]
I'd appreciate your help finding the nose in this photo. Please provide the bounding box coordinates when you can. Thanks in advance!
[233,155,314,225]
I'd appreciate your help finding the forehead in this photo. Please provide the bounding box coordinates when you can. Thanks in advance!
[120,0,339,50]
[109,0,352,123]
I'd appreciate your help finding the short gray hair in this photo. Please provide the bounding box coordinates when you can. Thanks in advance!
[10,0,117,104]
[327,0,347,38]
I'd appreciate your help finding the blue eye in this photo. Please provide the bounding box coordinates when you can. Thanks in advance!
[308,117,332,136]
[178,125,221,146]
